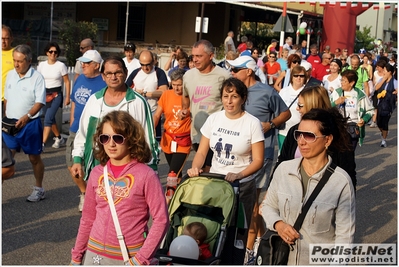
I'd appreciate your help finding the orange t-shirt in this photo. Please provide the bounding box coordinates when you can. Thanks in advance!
[158,90,191,154]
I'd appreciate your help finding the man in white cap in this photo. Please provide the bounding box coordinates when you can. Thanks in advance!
[227,55,291,265]
[67,49,106,211]
[301,60,322,89]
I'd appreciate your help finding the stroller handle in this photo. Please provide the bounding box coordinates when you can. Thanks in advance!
[182,172,240,187]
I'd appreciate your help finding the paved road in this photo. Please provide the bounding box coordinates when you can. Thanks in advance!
[2,112,397,265]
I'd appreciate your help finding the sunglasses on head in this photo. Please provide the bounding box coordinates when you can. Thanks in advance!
[231,67,245,73]
[294,130,325,143]
[98,134,126,145]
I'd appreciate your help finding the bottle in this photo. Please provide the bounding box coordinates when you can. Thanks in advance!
[166,171,178,199]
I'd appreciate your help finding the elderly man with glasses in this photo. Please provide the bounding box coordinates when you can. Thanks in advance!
[126,50,169,141]
[71,55,159,186]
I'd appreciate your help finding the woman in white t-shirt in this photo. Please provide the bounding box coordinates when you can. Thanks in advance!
[187,78,264,264]
[323,58,342,95]
[277,65,307,151]
[37,42,70,150]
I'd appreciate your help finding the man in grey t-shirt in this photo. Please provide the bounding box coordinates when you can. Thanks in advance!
[181,39,230,172]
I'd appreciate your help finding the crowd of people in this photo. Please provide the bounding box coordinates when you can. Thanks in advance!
[2,23,397,265]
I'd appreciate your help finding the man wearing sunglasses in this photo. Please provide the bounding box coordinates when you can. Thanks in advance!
[126,50,168,141]
[73,38,94,81]
[227,55,291,264]
[313,53,332,81]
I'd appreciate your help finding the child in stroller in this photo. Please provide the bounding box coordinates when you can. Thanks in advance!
[156,173,243,265]
[183,222,212,261]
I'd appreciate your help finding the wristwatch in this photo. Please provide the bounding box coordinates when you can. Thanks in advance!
[27,113,33,119]
[269,121,276,129]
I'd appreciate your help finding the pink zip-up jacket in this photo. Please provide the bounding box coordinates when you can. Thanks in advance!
[71,160,169,265]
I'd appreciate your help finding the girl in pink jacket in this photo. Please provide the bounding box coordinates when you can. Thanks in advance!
[71,110,169,265]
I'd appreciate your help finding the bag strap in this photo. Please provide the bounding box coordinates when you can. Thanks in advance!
[288,94,300,109]
[103,165,130,263]
[293,162,337,231]
[342,90,347,118]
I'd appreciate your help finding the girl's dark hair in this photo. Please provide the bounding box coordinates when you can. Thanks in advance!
[93,110,152,165]
[376,59,387,68]
[220,77,248,111]
[101,56,127,74]
[44,42,61,55]
[301,108,351,152]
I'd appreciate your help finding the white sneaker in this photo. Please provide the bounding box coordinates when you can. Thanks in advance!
[78,193,85,212]
[52,137,66,148]
[381,140,387,147]
[26,186,45,202]
[370,122,377,128]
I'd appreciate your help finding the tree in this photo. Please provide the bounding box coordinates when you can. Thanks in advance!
[58,20,98,66]
[355,26,375,52]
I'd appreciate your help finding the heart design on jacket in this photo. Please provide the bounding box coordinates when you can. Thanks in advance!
[97,173,135,204]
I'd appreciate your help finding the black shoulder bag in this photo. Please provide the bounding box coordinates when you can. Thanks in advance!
[256,163,337,265]
[342,91,360,140]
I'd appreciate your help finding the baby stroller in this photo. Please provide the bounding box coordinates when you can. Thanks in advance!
[156,173,245,265]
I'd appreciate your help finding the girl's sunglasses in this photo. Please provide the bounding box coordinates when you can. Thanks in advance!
[98,134,126,145]
[294,130,325,143]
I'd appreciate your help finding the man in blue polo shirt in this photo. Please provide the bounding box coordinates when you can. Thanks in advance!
[227,55,291,264]
[2,44,46,202]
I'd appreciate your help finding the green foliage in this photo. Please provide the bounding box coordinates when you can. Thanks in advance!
[58,20,98,66]
[215,43,225,60]
[240,21,278,51]
[355,26,375,52]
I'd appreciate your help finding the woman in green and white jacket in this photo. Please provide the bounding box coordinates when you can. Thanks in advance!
[330,69,374,149]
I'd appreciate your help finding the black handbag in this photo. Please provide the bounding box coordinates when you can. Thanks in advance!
[342,91,360,140]
[347,122,360,140]
[2,117,20,136]
[256,163,337,265]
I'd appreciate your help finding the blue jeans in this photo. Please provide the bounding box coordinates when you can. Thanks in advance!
[42,92,63,127]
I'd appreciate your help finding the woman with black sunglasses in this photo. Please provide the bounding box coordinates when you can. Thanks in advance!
[37,42,70,150]
[261,107,355,265]
[274,53,302,92]
[71,110,168,265]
